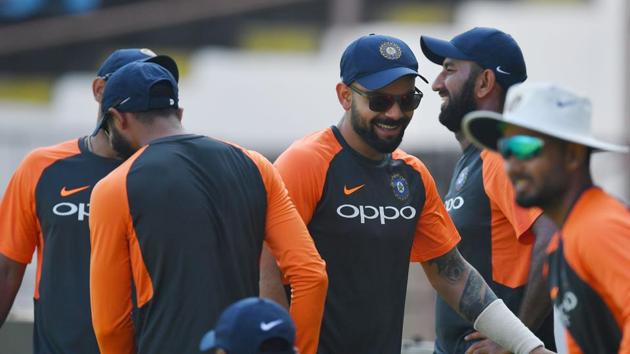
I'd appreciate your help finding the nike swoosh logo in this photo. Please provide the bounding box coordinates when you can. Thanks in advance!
[556,100,577,108]
[496,66,511,75]
[60,185,90,197]
[343,184,365,196]
[260,319,283,331]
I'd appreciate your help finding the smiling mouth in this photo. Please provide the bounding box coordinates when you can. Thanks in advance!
[375,122,401,131]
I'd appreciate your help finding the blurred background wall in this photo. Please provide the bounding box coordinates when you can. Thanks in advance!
[0,0,628,352]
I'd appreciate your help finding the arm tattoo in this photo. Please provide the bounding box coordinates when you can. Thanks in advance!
[459,270,498,322]
[427,248,465,284]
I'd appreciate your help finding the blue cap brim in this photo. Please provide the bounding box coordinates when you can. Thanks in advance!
[356,67,427,90]
[420,35,474,65]
[199,330,217,352]
[91,112,108,137]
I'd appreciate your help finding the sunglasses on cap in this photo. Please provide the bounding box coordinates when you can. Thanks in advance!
[498,135,545,161]
[350,85,423,112]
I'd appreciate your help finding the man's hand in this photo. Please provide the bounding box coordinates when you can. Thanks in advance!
[464,331,509,354]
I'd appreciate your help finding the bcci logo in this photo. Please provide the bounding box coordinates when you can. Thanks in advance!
[455,166,469,192]
[380,42,402,60]
[390,174,409,201]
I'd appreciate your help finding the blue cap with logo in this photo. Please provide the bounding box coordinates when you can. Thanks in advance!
[94,61,178,135]
[199,298,296,354]
[420,27,527,90]
[97,48,179,82]
[340,34,428,90]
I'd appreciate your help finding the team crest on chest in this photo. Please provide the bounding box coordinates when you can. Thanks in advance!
[455,166,469,192]
[390,174,409,200]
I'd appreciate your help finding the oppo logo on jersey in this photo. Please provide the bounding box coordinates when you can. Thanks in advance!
[336,204,416,224]
[555,291,578,327]
[52,202,89,221]
[444,196,465,211]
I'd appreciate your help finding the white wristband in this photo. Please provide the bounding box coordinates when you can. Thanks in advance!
[473,299,544,354]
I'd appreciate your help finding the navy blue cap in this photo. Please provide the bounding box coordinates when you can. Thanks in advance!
[199,298,296,354]
[96,48,179,82]
[340,34,428,90]
[93,61,178,135]
[420,27,527,90]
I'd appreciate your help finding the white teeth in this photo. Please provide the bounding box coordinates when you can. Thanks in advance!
[376,123,397,130]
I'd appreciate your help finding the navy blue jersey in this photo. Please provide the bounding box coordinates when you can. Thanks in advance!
[89,134,326,354]
[547,187,630,353]
[435,146,554,353]
[0,138,120,353]
[274,126,460,354]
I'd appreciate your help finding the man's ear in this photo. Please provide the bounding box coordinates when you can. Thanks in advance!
[336,82,352,111]
[176,108,184,122]
[92,78,106,103]
[564,143,589,171]
[108,108,130,130]
[475,69,497,100]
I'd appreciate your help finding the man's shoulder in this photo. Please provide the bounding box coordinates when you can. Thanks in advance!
[391,148,431,176]
[277,127,341,165]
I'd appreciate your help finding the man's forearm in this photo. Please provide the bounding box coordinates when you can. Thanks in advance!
[519,215,556,329]
[423,248,497,323]
[423,248,545,354]
[259,244,289,309]
[0,254,27,327]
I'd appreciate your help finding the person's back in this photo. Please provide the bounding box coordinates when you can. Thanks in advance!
[89,60,327,354]
[92,134,272,353]
[0,48,177,354]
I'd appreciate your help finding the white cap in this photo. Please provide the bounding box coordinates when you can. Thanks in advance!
[462,82,629,153]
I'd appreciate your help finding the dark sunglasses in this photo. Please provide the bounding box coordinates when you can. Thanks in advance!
[498,135,545,161]
[350,85,423,112]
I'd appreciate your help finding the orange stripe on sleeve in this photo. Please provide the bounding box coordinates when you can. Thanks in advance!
[481,150,537,288]
[0,140,80,299]
[90,147,150,354]
[243,148,328,354]
[563,189,630,353]
[273,129,342,225]
[393,152,461,262]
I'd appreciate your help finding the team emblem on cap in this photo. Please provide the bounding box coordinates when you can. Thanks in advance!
[380,42,402,60]
[140,48,157,57]
[390,174,409,200]
[455,166,469,192]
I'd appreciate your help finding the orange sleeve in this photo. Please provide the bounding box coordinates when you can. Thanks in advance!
[575,216,630,353]
[0,140,79,299]
[90,149,149,354]
[245,149,328,354]
[0,152,43,264]
[481,150,541,239]
[273,131,341,224]
[393,153,460,262]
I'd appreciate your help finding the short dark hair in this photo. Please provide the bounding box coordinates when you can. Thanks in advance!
[258,337,292,352]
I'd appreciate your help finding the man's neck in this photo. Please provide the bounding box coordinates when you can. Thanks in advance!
[454,130,471,151]
[544,173,593,228]
[136,120,185,147]
[89,132,119,159]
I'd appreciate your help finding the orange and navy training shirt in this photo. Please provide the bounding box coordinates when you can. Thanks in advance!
[0,138,120,354]
[435,146,554,353]
[89,134,327,354]
[274,126,460,354]
[547,187,630,354]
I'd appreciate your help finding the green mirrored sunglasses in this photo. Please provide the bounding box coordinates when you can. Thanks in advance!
[497,135,545,161]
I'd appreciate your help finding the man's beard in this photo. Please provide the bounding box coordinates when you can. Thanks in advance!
[350,101,411,154]
[438,74,478,133]
[108,123,137,160]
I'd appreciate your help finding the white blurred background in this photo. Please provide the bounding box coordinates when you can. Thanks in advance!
[0,0,628,352]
